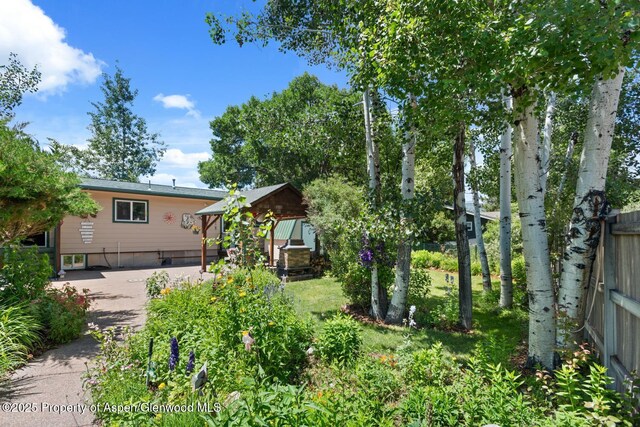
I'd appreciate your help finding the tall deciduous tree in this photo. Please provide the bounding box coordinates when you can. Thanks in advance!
[198,73,372,190]
[557,68,626,348]
[84,66,165,182]
[0,53,40,120]
[385,97,417,324]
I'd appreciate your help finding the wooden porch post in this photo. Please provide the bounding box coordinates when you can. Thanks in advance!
[269,226,275,266]
[201,215,208,272]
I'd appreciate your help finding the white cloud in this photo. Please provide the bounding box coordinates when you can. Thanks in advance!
[161,148,209,169]
[0,0,103,94]
[153,93,201,118]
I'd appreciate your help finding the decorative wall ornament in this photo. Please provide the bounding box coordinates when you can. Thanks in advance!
[181,213,196,230]
[80,222,94,244]
[163,212,176,224]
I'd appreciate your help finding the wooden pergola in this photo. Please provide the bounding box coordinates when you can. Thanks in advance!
[195,183,307,271]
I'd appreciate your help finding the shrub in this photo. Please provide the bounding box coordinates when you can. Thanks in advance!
[0,303,41,376]
[471,261,482,276]
[317,314,362,366]
[427,288,459,330]
[340,262,394,311]
[440,257,458,272]
[0,245,52,304]
[38,284,90,344]
[145,270,169,298]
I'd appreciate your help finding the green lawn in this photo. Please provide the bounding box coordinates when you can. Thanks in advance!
[285,270,527,365]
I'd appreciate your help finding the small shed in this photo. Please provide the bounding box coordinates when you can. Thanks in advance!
[195,183,307,271]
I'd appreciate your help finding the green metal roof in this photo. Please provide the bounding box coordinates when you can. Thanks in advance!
[268,219,296,240]
[196,183,290,215]
[80,178,227,200]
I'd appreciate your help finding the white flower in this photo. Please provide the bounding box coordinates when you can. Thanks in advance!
[409,305,416,315]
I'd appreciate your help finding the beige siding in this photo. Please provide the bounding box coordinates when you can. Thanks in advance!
[61,190,221,257]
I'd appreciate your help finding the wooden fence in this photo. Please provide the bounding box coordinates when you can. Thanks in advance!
[584,210,640,392]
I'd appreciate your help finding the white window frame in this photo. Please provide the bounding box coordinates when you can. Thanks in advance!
[61,254,86,270]
[114,199,148,223]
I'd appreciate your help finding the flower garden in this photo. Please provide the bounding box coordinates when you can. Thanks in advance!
[82,264,638,426]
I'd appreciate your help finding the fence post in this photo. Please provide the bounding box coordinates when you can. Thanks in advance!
[602,213,617,380]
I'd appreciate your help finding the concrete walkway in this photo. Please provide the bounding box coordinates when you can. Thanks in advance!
[0,265,210,427]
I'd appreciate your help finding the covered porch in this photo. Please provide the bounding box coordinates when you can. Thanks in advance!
[195,183,307,271]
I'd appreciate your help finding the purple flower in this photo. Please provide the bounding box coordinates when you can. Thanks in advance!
[169,337,179,371]
[186,350,195,374]
[359,248,374,267]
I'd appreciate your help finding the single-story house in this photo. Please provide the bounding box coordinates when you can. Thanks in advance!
[33,178,227,273]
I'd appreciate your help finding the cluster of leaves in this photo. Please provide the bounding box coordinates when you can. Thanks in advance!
[0,52,40,120]
[316,314,362,366]
[38,284,91,344]
[0,303,41,375]
[0,123,100,244]
[145,270,170,299]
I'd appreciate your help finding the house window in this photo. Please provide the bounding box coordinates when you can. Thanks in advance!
[61,254,85,270]
[466,221,473,232]
[114,199,148,223]
[23,231,48,247]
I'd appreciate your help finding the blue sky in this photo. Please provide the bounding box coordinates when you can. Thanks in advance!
[1,0,348,188]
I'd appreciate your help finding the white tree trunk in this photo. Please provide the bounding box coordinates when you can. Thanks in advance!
[363,88,385,320]
[512,97,555,369]
[469,137,492,292]
[386,99,416,324]
[499,95,513,308]
[540,92,556,195]
[557,69,625,349]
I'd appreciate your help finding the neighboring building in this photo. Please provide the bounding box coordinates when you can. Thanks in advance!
[444,206,499,241]
[54,178,226,272]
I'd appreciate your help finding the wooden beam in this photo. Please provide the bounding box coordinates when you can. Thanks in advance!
[611,222,640,235]
[603,216,617,377]
[269,223,276,267]
[205,215,220,232]
[201,215,208,272]
[610,290,640,318]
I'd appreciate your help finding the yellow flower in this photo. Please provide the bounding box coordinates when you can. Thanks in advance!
[155,413,163,420]
[210,296,218,303]
[227,276,234,284]
[238,291,247,298]
[268,321,275,327]
[242,330,249,336]
[158,382,166,390]
[160,288,171,296]
[239,307,246,313]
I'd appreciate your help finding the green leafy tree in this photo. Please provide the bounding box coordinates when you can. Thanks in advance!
[0,53,41,120]
[0,123,99,244]
[198,73,386,190]
[82,66,165,182]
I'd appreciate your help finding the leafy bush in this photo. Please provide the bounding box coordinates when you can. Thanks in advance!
[511,255,528,307]
[316,314,362,366]
[470,261,482,276]
[38,284,90,344]
[401,342,458,387]
[0,245,52,304]
[145,270,169,298]
[427,288,459,330]
[0,303,41,376]
[440,257,458,272]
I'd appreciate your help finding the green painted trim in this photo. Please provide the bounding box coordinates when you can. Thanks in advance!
[112,197,150,224]
[83,186,224,201]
